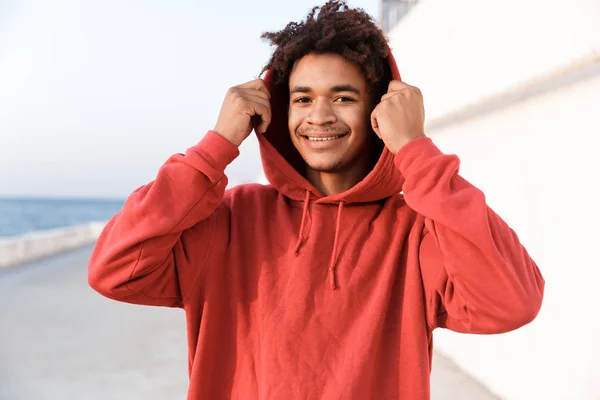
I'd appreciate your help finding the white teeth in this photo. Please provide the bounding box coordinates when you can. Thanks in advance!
[307,135,342,141]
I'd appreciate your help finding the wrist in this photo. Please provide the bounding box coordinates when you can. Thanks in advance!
[213,129,242,147]
[393,136,441,173]
[388,133,426,155]
[189,130,240,173]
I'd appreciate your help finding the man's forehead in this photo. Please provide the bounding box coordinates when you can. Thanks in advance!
[289,54,366,79]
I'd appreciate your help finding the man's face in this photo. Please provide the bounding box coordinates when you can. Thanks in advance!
[287,53,373,174]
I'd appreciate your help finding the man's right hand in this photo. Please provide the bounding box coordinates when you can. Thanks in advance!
[213,79,272,147]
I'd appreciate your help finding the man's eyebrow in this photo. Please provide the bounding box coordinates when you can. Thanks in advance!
[331,84,361,95]
[290,86,311,94]
[289,85,361,95]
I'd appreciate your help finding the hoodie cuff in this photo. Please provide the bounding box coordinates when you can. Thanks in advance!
[186,130,240,181]
[393,136,443,175]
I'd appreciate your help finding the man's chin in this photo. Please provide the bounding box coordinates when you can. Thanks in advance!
[305,160,342,173]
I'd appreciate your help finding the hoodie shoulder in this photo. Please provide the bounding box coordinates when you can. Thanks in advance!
[224,183,279,207]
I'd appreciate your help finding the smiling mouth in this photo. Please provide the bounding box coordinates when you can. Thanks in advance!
[300,132,349,141]
[304,134,347,141]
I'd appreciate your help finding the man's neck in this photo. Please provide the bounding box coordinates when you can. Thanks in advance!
[306,159,370,196]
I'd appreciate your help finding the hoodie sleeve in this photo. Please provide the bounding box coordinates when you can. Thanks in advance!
[88,130,238,308]
[394,137,545,334]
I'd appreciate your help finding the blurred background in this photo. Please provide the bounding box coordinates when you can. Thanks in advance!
[1,0,599,399]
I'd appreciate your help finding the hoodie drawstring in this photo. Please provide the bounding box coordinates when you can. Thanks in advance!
[294,190,345,291]
[294,190,311,255]
[329,200,344,290]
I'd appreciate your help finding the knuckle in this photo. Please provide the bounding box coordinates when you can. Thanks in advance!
[388,79,403,88]
[228,89,242,101]
[233,96,247,109]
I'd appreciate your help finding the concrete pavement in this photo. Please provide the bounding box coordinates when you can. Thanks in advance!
[0,246,500,400]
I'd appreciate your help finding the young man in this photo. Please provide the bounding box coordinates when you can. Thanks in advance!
[88,1,544,398]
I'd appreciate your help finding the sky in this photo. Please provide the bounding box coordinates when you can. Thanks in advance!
[0,0,380,199]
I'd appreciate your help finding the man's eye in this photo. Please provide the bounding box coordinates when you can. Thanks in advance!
[294,97,311,103]
[336,97,355,103]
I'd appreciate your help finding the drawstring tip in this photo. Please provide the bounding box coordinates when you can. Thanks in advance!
[328,269,337,290]
[294,191,311,257]
[293,238,303,256]
[328,200,344,291]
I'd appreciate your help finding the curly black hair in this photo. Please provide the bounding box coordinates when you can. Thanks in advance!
[260,0,392,99]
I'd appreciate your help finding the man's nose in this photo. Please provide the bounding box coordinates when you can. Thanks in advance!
[306,98,337,125]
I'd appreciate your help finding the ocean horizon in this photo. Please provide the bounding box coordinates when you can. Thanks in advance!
[0,196,125,238]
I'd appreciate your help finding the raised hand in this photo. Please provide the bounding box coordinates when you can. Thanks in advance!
[214,79,272,146]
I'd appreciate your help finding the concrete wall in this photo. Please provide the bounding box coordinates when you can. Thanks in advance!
[387,0,600,398]
[429,62,600,400]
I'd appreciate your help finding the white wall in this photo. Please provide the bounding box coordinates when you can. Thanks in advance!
[388,0,600,125]
[430,64,600,400]
[388,0,600,398]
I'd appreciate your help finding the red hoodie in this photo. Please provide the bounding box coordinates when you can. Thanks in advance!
[88,53,544,399]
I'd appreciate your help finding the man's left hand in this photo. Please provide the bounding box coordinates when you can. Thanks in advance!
[370,80,426,154]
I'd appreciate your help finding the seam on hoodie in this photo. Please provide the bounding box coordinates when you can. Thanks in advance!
[264,144,401,201]
[172,178,222,232]
[182,212,217,304]
[132,289,183,308]
[136,289,182,302]
[357,158,398,200]
[422,224,471,330]
[125,241,146,291]
[419,228,437,333]
[127,148,225,284]
[424,222,474,330]
[123,243,181,304]
[263,144,312,199]
[188,147,228,178]
[171,177,224,300]
[125,175,225,300]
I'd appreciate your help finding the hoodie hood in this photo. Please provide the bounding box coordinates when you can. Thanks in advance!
[257,51,405,204]
[256,51,405,290]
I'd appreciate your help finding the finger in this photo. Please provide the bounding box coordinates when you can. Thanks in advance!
[239,79,270,97]
[370,109,381,138]
[235,92,270,115]
[380,91,405,102]
[240,87,271,101]
[244,96,271,133]
[255,111,272,134]
[411,86,422,97]
[387,79,410,93]
[244,93,271,109]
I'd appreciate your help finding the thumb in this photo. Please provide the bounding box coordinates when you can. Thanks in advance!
[254,104,271,134]
[250,115,263,134]
[256,115,271,135]
[370,109,381,138]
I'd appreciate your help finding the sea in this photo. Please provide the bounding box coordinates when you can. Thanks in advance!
[0,197,125,238]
